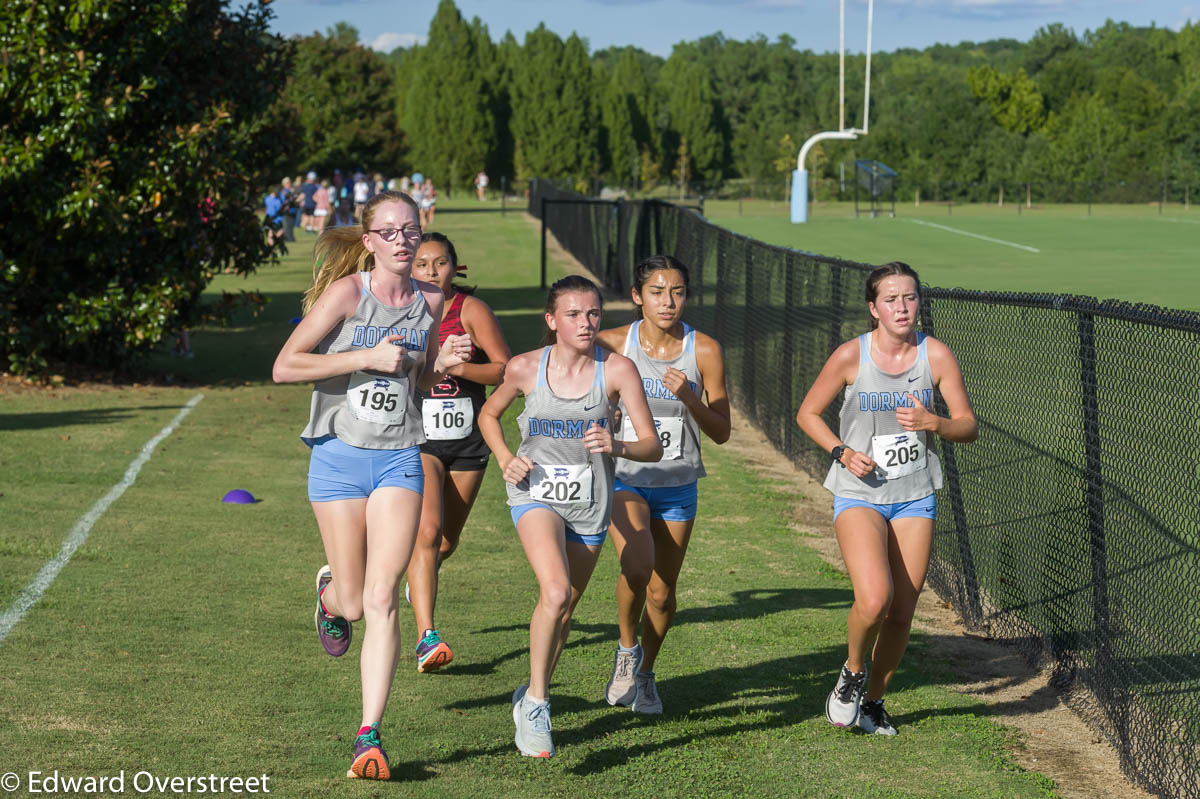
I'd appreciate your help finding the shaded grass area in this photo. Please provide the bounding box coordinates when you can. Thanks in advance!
[0,211,1060,797]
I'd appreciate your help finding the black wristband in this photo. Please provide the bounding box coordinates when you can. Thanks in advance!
[831,445,847,467]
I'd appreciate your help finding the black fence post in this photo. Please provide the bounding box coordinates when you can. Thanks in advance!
[783,253,797,459]
[743,244,755,413]
[1077,307,1112,700]
[540,197,548,290]
[920,296,983,628]
[829,264,844,356]
[501,176,507,215]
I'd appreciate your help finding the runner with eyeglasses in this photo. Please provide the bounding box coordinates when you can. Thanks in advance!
[273,191,473,779]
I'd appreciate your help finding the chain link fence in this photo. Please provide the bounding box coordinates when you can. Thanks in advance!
[529,178,1200,799]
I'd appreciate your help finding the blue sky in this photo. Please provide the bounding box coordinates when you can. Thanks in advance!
[270,0,1195,57]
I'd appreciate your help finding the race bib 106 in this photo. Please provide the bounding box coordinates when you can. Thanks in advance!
[871,431,927,480]
[422,397,472,440]
[530,463,593,505]
[347,372,407,425]
[620,416,684,460]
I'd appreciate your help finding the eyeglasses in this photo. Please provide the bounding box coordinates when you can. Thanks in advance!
[367,228,412,242]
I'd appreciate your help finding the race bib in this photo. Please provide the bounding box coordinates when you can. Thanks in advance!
[871,431,927,480]
[530,463,593,505]
[422,397,473,440]
[621,416,684,460]
[347,372,407,425]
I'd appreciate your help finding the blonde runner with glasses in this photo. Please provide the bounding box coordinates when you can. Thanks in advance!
[273,191,473,780]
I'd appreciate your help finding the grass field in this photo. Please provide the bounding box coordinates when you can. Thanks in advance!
[0,205,1067,797]
[704,199,1200,310]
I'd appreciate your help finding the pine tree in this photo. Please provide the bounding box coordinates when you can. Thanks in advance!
[402,0,495,191]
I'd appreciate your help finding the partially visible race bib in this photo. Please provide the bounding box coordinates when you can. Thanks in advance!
[871,431,927,480]
[620,415,684,460]
[347,372,407,425]
[530,463,593,505]
[422,397,473,440]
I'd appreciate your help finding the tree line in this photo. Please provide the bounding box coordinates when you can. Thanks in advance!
[278,1,1200,196]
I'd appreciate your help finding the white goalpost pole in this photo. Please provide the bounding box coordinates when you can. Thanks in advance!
[791,0,873,223]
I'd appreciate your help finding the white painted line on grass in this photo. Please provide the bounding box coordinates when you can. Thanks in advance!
[908,219,1040,253]
[0,393,204,645]
[1158,217,1200,224]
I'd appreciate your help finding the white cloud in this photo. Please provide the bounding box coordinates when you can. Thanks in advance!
[368,32,426,52]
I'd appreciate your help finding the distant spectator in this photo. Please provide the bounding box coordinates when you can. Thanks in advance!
[353,173,371,221]
[313,179,331,233]
[300,171,320,233]
[280,177,296,241]
[475,171,489,201]
[264,185,285,244]
[419,179,437,227]
[400,175,411,193]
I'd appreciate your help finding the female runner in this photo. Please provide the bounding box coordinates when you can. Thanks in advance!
[477,275,662,757]
[796,261,977,735]
[406,232,511,672]
[272,191,472,779]
[596,255,730,714]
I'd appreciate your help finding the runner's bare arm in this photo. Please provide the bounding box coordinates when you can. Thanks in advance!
[448,295,511,386]
[273,276,399,383]
[606,353,663,463]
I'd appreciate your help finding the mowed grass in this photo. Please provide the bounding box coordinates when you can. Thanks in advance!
[0,207,1060,797]
[705,199,1200,310]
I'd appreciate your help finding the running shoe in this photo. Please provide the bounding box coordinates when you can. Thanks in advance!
[825,662,867,727]
[605,645,643,706]
[315,565,351,657]
[512,687,555,758]
[631,671,663,715]
[858,699,898,735]
[347,723,390,780]
[415,629,453,673]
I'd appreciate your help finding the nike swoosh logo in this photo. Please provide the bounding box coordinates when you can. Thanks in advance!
[583,403,600,412]
[907,376,920,383]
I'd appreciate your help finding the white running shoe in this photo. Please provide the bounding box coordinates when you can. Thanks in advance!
[512,687,554,757]
[857,699,898,735]
[605,645,643,706]
[825,662,867,727]
[631,671,663,714]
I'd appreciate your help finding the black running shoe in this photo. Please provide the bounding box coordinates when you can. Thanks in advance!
[858,699,897,735]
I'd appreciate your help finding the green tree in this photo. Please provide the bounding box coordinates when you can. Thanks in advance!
[658,53,724,183]
[967,66,1046,135]
[509,26,597,179]
[0,0,291,374]
[283,27,405,175]
[402,0,495,191]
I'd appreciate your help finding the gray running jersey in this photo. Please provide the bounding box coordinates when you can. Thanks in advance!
[823,332,944,503]
[614,321,706,487]
[300,272,437,450]
[506,347,616,536]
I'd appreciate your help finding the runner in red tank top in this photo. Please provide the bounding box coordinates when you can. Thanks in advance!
[406,232,512,672]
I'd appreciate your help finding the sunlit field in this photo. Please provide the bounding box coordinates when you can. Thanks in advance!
[705,199,1200,310]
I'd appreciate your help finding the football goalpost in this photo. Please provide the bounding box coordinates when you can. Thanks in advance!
[791,0,874,223]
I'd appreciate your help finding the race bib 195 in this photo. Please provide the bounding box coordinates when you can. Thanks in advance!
[620,416,684,460]
[347,372,407,425]
[871,431,927,480]
[530,463,593,505]
[422,397,472,440]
